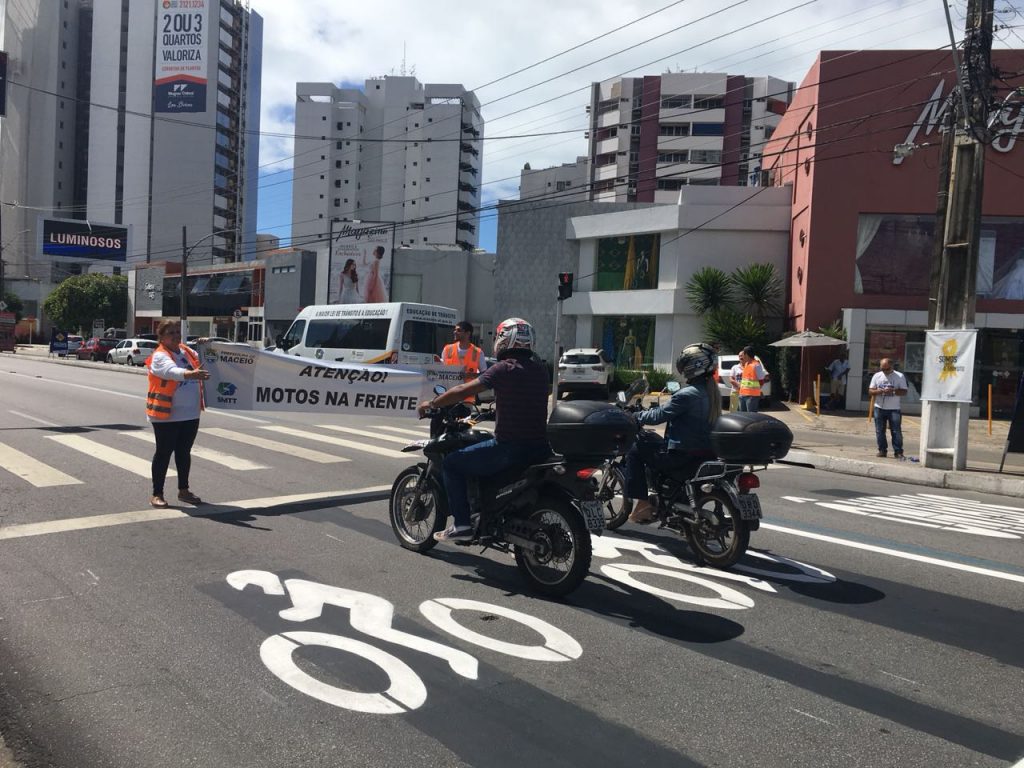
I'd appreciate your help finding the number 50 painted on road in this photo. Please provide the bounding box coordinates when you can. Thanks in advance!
[227,570,582,715]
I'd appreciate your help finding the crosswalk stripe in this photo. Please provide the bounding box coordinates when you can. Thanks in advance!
[262,425,409,459]
[319,425,416,445]
[378,425,431,437]
[46,434,174,478]
[0,441,82,488]
[119,431,269,471]
[202,428,348,464]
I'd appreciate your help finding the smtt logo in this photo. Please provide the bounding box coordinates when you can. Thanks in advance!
[204,348,218,364]
[218,382,237,397]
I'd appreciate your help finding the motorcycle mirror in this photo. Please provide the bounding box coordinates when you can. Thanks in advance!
[616,391,627,405]
[433,384,447,396]
[666,380,681,393]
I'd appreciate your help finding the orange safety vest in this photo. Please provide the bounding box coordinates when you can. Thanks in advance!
[738,361,762,397]
[443,342,482,402]
[145,344,205,420]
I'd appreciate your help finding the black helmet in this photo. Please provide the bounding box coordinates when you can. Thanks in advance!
[675,342,716,381]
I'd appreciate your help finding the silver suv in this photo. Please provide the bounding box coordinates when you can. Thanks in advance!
[557,348,615,398]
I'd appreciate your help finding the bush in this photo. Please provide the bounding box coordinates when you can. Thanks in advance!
[612,367,673,393]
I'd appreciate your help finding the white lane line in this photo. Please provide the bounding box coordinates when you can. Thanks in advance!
[202,428,348,464]
[0,485,391,541]
[8,410,59,427]
[119,431,269,471]
[880,670,921,685]
[790,708,831,726]
[0,442,82,487]
[46,434,174,478]
[761,522,1024,584]
[378,425,431,437]
[263,425,409,459]
[319,425,416,445]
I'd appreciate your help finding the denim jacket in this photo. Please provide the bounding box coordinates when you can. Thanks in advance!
[635,384,713,452]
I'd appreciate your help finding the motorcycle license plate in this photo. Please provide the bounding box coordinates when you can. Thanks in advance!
[580,500,605,532]
[737,494,762,521]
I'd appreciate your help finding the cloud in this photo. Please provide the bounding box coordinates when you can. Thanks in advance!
[248,0,997,246]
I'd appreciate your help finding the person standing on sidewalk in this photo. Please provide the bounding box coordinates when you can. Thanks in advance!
[826,351,850,410]
[736,345,768,412]
[868,358,908,458]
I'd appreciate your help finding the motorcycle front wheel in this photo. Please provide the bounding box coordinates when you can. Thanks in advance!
[597,465,632,530]
[390,466,447,553]
[682,489,750,568]
[514,496,592,598]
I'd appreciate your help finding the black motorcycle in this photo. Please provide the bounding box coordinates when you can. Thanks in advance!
[388,397,618,597]
[607,379,793,568]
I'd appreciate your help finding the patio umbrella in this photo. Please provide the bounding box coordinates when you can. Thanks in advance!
[769,331,847,348]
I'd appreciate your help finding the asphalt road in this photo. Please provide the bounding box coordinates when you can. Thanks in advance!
[0,355,1021,768]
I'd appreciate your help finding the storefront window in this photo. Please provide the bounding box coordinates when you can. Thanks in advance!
[855,213,1024,298]
[862,328,926,402]
[595,234,660,291]
[593,316,656,369]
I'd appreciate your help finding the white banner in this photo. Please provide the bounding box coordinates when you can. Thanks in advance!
[921,330,977,403]
[200,343,465,417]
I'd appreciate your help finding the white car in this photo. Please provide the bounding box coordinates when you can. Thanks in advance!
[107,338,158,366]
[718,353,772,406]
[557,348,615,398]
[65,335,84,355]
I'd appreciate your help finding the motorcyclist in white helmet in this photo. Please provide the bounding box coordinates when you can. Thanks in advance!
[624,342,721,524]
[417,318,552,541]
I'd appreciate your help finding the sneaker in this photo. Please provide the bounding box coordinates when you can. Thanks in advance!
[433,524,473,542]
[876,451,887,458]
[894,451,904,459]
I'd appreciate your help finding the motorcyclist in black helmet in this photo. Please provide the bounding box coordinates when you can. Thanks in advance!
[624,342,721,524]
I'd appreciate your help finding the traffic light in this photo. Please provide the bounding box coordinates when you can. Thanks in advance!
[558,272,573,300]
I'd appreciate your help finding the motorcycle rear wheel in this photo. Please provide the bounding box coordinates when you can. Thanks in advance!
[514,496,592,597]
[390,466,447,553]
[598,465,632,530]
[682,489,750,568]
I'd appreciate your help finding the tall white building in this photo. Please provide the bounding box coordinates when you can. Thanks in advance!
[519,157,589,202]
[292,76,483,251]
[587,72,793,204]
[0,0,262,324]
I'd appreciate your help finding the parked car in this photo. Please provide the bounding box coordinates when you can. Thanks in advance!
[76,336,119,362]
[557,348,615,398]
[107,338,158,366]
[717,353,772,407]
[64,335,84,355]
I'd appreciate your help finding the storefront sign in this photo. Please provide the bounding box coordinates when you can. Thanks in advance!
[42,218,128,262]
[921,330,977,402]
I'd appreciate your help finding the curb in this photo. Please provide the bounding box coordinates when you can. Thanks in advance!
[783,449,1024,497]
[10,351,146,375]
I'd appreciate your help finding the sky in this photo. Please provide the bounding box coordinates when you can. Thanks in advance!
[246,0,1014,252]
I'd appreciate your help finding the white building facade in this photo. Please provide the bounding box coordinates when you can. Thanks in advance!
[519,157,589,202]
[587,72,793,204]
[292,77,483,253]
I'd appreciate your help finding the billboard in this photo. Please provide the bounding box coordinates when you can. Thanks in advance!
[327,222,395,305]
[154,0,209,113]
[42,219,128,262]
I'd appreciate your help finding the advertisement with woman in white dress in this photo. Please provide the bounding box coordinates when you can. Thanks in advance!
[327,222,395,305]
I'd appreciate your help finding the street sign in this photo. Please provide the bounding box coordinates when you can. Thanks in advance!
[233,309,243,319]
[93,319,105,336]
[0,301,7,312]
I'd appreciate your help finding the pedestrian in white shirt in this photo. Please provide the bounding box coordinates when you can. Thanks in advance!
[868,358,908,458]
[826,352,850,410]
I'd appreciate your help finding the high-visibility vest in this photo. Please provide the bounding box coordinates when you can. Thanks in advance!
[145,344,205,420]
[738,361,762,397]
[443,343,482,402]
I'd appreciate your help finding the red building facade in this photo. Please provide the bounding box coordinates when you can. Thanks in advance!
[767,50,1024,413]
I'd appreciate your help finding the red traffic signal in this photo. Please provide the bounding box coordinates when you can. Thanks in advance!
[558,272,573,300]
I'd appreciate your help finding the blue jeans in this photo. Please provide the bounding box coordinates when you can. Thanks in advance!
[442,438,551,528]
[874,408,903,454]
[739,395,760,412]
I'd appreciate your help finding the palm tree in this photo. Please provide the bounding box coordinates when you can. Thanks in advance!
[730,263,782,321]
[685,267,734,315]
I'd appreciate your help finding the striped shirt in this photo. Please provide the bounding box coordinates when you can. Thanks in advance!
[478,356,550,442]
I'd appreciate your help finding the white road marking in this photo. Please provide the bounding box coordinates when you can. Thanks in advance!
[761,522,1024,584]
[781,496,817,503]
[119,431,268,470]
[319,424,416,445]
[8,410,58,427]
[880,670,921,685]
[0,441,82,487]
[46,434,174,479]
[790,708,831,726]
[202,427,348,464]
[0,485,391,541]
[378,425,431,437]
[263,425,409,459]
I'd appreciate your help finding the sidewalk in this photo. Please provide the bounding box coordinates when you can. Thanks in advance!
[11,346,1024,498]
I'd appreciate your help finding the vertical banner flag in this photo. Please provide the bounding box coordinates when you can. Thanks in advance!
[328,222,395,305]
[921,330,977,402]
[200,343,464,417]
[154,0,209,113]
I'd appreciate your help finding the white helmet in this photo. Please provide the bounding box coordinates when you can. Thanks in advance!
[494,317,534,359]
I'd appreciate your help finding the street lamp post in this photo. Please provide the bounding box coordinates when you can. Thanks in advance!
[180,226,238,339]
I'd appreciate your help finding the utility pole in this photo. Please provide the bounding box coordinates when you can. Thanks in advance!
[920,0,995,470]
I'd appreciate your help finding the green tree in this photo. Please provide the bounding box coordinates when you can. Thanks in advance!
[1,290,25,322]
[43,274,127,334]
[684,266,734,315]
[731,263,782,320]
[685,262,783,353]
